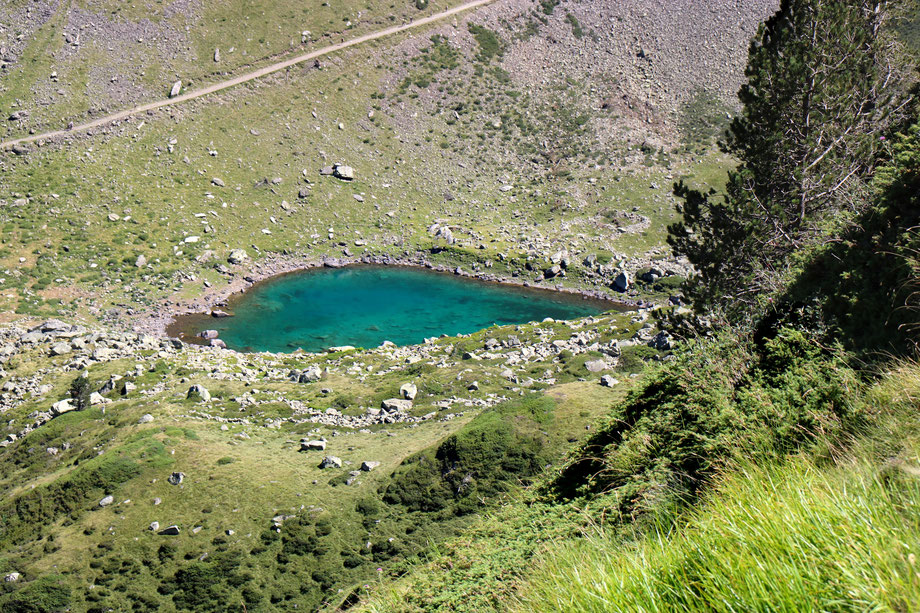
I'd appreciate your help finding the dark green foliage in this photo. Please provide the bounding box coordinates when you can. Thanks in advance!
[776,120,920,356]
[669,0,906,316]
[0,438,167,547]
[549,329,861,511]
[1,575,71,613]
[468,24,504,63]
[539,0,559,15]
[160,551,256,612]
[69,373,91,411]
[382,396,555,515]
[565,13,583,39]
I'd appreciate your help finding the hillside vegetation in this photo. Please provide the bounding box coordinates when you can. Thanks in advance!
[357,1,920,611]
[0,0,918,611]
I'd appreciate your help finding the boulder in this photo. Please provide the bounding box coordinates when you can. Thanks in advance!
[381,398,412,412]
[99,495,114,507]
[600,340,621,357]
[149,521,160,531]
[138,414,154,424]
[199,329,219,340]
[300,439,326,451]
[209,338,227,349]
[120,382,136,396]
[319,455,342,469]
[167,472,185,486]
[360,461,380,472]
[51,399,76,416]
[211,177,225,187]
[3,572,20,583]
[89,392,106,406]
[399,383,418,400]
[584,359,611,373]
[159,525,180,536]
[467,381,480,391]
[649,331,673,351]
[98,375,123,393]
[169,81,181,98]
[187,384,211,402]
[135,254,147,268]
[600,375,619,387]
[227,249,248,264]
[332,163,354,181]
[49,342,71,356]
[612,271,630,292]
[544,264,562,279]
[297,365,322,383]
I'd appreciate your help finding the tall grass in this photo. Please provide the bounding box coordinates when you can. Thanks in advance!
[517,452,920,612]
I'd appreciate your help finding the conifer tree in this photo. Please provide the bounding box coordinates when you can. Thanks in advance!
[668,0,909,316]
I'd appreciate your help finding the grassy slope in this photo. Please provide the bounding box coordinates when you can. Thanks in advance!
[0,20,727,320]
[358,361,920,613]
[0,0,471,139]
[0,306,653,611]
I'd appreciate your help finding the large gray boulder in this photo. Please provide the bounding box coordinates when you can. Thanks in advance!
[300,439,326,451]
[99,495,114,507]
[584,359,611,373]
[168,472,185,486]
[297,365,322,383]
[187,384,211,402]
[332,163,354,180]
[159,525,180,535]
[169,81,181,98]
[360,461,380,472]
[319,455,342,469]
[612,271,630,292]
[49,342,71,356]
[227,249,248,264]
[399,383,418,400]
[381,398,412,412]
[51,399,75,416]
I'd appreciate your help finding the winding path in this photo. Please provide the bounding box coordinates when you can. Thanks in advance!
[0,0,494,150]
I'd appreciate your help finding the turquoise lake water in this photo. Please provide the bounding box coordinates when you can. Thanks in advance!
[170,266,612,353]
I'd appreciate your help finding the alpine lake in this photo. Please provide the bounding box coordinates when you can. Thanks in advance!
[169,266,618,353]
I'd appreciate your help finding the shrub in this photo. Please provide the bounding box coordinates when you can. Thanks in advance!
[548,330,862,512]
[1,575,72,613]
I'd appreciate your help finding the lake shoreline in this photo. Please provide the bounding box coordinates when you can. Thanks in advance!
[134,252,641,343]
